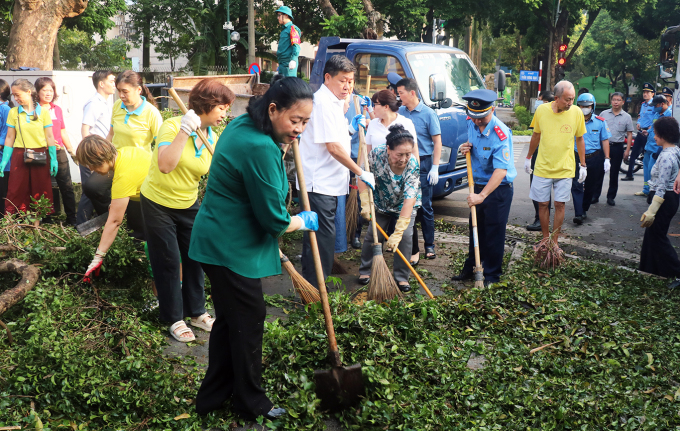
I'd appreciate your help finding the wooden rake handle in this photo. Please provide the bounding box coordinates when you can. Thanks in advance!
[374,223,434,299]
[291,139,342,366]
[168,88,214,156]
[465,151,482,271]
[353,97,379,246]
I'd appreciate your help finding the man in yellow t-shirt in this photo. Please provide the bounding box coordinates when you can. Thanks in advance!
[524,80,587,246]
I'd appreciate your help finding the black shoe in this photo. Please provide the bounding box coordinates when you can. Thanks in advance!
[607,198,615,206]
[398,283,411,293]
[582,211,587,220]
[591,198,599,204]
[526,219,541,231]
[621,176,634,181]
[451,271,473,281]
[351,236,361,249]
[264,407,287,420]
[358,276,370,285]
[573,215,583,225]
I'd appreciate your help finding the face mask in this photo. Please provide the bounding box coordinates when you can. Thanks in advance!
[654,106,664,113]
[581,107,592,116]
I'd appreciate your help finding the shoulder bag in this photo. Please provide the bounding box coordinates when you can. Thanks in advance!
[18,112,47,166]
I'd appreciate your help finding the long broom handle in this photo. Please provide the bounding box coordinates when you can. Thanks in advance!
[374,223,434,299]
[465,151,482,271]
[354,98,379,246]
[291,139,341,366]
[168,88,214,156]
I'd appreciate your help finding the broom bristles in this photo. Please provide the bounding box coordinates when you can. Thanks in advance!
[367,252,403,303]
[345,183,359,240]
[281,257,320,304]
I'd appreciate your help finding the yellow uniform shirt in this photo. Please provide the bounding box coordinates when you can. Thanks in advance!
[140,117,215,209]
[530,102,587,178]
[6,105,52,149]
[111,147,152,201]
[110,97,162,152]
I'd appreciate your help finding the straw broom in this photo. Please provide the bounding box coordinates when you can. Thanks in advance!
[354,99,402,302]
[345,101,364,241]
[280,249,320,304]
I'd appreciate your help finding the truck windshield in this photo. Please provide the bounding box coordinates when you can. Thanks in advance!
[407,52,484,105]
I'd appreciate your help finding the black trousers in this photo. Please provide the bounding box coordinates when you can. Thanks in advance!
[53,149,77,225]
[603,142,625,200]
[82,169,113,216]
[125,199,146,241]
[461,184,513,283]
[301,192,337,289]
[77,165,95,224]
[639,190,680,278]
[627,131,647,177]
[140,195,205,323]
[195,263,273,419]
[0,171,8,214]
[571,151,604,216]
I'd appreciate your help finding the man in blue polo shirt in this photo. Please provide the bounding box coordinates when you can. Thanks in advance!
[638,95,673,197]
[396,78,441,263]
[623,82,655,181]
[571,93,611,224]
[452,89,515,286]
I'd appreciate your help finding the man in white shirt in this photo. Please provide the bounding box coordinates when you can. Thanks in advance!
[77,70,115,224]
[299,55,375,288]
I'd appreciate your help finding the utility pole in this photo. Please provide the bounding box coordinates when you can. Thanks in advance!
[248,0,255,67]
[227,0,231,74]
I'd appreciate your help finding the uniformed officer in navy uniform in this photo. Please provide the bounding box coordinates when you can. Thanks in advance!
[623,82,655,181]
[452,89,516,286]
[662,86,674,105]
[571,93,611,224]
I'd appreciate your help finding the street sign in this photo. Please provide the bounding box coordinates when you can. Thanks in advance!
[221,44,236,51]
[520,70,539,82]
[249,63,260,74]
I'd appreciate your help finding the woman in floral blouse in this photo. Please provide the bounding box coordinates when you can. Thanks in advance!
[639,116,680,278]
[357,124,420,292]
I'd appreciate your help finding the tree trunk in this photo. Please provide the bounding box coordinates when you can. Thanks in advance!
[143,16,151,70]
[6,0,87,70]
[318,0,338,18]
[53,36,61,70]
[464,21,472,56]
[422,8,433,43]
[0,259,40,317]
[361,0,380,34]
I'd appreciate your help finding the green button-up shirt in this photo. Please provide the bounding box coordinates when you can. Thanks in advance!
[189,114,291,279]
[277,22,301,70]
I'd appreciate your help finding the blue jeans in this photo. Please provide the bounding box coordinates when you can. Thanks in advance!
[642,150,658,194]
[334,194,347,253]
[412,155,435,253]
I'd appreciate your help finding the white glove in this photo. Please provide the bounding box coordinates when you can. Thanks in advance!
[289,60,297,70]
[604,158,611,173]
[428,164,440,185]
[358,170,375,190]
[524,158,533,174]
[578,165,587,183]
[180,109,201,135]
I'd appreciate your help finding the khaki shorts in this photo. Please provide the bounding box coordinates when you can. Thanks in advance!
[529,176,571,202]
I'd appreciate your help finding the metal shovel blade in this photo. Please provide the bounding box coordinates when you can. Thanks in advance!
[314,363,364,412]
[76,213,109,237]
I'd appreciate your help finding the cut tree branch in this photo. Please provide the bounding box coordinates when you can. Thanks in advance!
[0,259,41,317]
[565,8,601,64]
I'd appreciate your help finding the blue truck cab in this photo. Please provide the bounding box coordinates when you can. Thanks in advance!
[309,37,487,198]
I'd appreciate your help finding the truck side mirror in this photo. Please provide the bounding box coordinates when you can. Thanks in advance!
[429,74,446,102]
[496,70,506,93]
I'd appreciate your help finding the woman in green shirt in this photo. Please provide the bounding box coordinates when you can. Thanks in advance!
[190,77,316,421]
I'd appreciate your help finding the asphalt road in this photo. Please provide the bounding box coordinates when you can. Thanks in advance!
[432,109,680,259]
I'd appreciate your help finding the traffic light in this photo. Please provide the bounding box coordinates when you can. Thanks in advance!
[555,42,568,81]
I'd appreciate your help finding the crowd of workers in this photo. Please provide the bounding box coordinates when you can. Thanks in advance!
[0,4,677,419]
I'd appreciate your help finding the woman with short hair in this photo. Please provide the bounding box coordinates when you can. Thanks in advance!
[358,124,420,292]
[190,77,317,421]
[140,78,235,342]
[0,79,57,216]
[76,135,151,282]
[366,89,418,157]
[35,77,78,226]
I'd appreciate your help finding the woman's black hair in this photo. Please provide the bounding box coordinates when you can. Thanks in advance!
[385,124,414,150]
[0,79,12,107]
[653,116,680,145]
[246,77,313,135]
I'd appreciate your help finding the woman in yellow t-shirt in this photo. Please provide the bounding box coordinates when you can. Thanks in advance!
[140,79,234,342]
[76,135,152,283]
[0,79,57,215]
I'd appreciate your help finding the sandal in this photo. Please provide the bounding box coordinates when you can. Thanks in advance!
[410,253,420,267]
[190,312,215,332]
[425,246,436,259]
[169,320,195,343]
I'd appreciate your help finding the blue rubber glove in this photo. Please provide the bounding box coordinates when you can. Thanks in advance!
[348,114,368,135]
[358,95,373,112]
[0,146,12,177]
[295,211,318,232]
[48,146,58,177]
